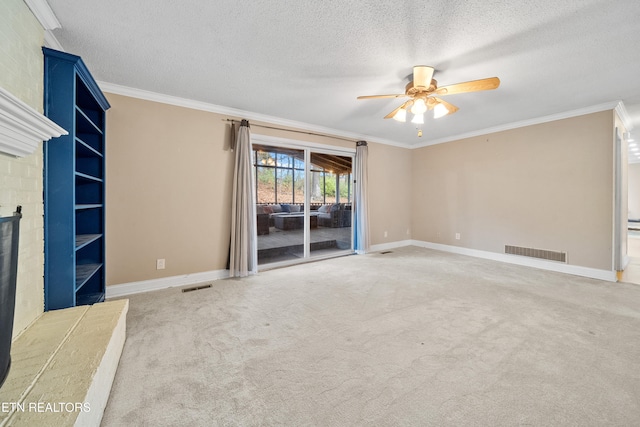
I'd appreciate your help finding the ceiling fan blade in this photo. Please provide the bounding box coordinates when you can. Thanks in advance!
[384,100,412,119]
[435,77,500,96]
[413,65,434,88]
[433,97,459,115]
[357,94,408,99]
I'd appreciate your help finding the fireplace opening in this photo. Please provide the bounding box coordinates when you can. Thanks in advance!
[0,206,22,389]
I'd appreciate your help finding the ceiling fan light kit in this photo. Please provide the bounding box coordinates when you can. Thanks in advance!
[410,98,427,115]
[358,65,500,136]
[433,102,449,119]
[411,114,424,124]
[392,108,407,122]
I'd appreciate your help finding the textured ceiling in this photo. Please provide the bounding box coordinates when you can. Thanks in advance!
[46,0,640,148]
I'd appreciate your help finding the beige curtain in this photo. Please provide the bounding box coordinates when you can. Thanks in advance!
[229,120,257,277]
[354,140,370,253]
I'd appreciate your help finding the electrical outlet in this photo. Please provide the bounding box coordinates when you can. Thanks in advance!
[455,233,460,240]
[384,231,388,238]
[156,258,165,270]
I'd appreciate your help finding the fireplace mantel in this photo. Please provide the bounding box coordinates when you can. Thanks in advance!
[0,86,67,157]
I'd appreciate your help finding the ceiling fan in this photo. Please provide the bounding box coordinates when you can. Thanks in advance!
[357,66,500,129]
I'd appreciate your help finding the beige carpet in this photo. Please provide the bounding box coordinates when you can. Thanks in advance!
[102,246,640,426]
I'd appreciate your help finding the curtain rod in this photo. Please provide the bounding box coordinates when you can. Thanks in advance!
[222,118,358,143]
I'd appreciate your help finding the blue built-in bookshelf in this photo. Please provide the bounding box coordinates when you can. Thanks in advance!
[43,47,111,310]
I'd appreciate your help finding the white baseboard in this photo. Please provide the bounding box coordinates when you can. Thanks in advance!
[622,254,630,270]
[411,240,617,282]
[106,241,618,298]
[106,269,230,298]
[369,240,413,253]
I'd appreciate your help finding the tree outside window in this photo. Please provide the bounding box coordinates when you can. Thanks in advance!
[253,147,351,204]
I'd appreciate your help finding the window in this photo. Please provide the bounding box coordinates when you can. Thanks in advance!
[253,147,351,204]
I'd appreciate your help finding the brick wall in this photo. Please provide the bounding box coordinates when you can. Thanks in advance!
[0,0,46,337]
[0,0,44,111]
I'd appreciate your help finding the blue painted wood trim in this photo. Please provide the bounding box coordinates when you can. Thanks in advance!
[42,47,111,111]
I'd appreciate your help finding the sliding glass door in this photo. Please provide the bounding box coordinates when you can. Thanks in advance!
[255,146,305,263]
[253,141,354,266]
[308,152,353,257]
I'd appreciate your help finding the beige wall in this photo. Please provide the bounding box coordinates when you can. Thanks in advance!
[106,93,618,279]
[411,111,614,271]
[105,95,233,285]
[105,94,412,285]
[630,163,640,220]
[0,0,45,336]
[368,142,412,245]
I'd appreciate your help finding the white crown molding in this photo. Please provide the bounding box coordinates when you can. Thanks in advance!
[95,81,631,152]
[43,30,64,51]
[23,0,61,30]
[411,101,623,149]
[24,0,65,52]
[105,269,230,299]
[615,101,633,131]
[96,81,409,149]
[0,86,67,157]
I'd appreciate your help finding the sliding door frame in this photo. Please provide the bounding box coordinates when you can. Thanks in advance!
[252,133,356,270]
